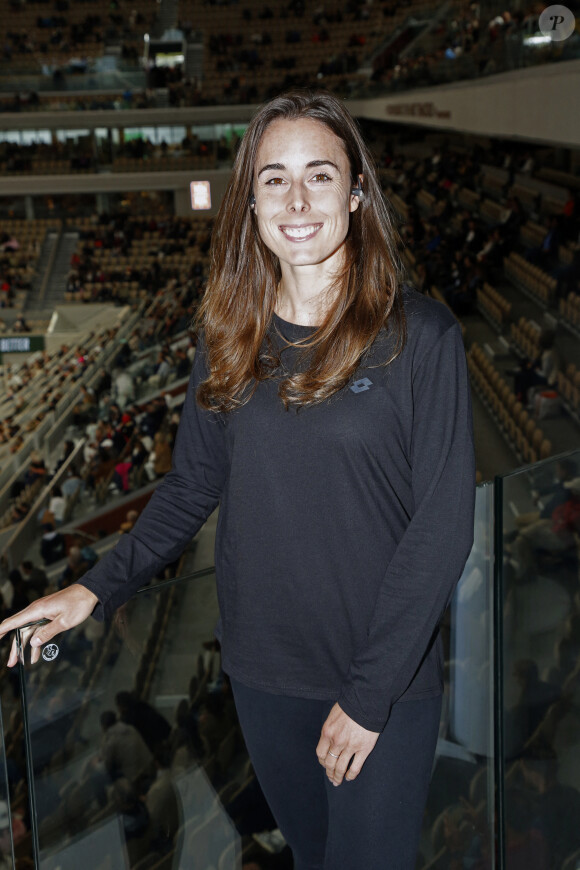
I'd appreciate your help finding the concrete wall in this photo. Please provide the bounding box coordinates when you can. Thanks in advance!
[348,59,580,148]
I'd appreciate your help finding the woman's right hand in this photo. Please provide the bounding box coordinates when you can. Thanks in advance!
[0,585,99,667]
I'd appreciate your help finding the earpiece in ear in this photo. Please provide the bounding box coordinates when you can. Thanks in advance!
[249,194,256,208]
[351,173,364,199]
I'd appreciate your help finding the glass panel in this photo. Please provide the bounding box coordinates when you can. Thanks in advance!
[0,703,15,870]
[499,448,580,870]
[419,482,496,868]
[17,568,244,870]
[15,482,501,869]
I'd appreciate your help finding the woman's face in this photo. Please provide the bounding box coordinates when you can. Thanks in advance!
[252,117,360,274]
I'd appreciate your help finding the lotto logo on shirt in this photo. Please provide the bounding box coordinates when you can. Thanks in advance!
[350,378,373,393]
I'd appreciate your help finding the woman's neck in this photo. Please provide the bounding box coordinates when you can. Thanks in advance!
[276,264,339,326]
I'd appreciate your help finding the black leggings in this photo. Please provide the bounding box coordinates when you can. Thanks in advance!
[230,677,442,870]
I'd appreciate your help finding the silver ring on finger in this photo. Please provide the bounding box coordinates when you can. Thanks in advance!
[328,750,340,758]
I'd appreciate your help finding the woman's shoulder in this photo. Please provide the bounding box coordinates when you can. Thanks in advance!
[372,284,462,372]
[400,283,458,343]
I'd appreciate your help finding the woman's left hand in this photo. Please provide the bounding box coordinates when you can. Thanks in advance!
[316,703,380,787]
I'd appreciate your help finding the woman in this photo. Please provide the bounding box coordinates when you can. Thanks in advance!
[0,90,475,869]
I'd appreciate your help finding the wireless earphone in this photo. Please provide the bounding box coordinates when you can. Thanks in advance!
[351,174,364,199]
[249,194,256,208]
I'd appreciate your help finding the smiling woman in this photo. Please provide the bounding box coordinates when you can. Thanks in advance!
[251,117,360,278]
[0,89,476,870]
[196,88,408,412]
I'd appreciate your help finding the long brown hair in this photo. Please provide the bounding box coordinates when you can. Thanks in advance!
[195,88,407,411]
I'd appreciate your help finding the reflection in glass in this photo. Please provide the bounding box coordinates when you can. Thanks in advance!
[14,485,503,870]
[417,483,495,869]
[15,452,580,869]
[17,570,244,869]
[500,449,580,870]
[0,704,14,870]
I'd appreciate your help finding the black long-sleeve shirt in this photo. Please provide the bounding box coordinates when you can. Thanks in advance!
[78,286,476,732]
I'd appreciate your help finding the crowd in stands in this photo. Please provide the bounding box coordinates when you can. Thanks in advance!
[0,219,59,314]
[0,0,575,112]
[1,275,201,541]
[1,139,94,175]
[0,130,225,177]
[369,3,576,93]
[1,0,157,73]
[65,214,211,304]
[371,130,579,468]
[385,138,579,314]
[0,222,51,310]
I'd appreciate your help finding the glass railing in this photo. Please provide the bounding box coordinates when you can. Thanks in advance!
[418,481,496,869]
[0,703,14,870]
[497,448,580,870]
[16,566,245,870]
[5,446,580,868]
[341,31,580,101]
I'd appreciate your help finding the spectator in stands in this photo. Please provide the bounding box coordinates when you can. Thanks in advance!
[514,459,577,531]
[503,787,549,869]
[24,450,47,488]
[0,279,11,307]
[119,509,139,534]
[461,215,485,254]
[129,437,148,475]
[58,545,95,588]
[20,560,48,598]
[115,691,171,756]
[475,227,503,268]
[45,485,66,526]
[112,458,132,494]
[147,350,174,389]
[6,570,30,615]
[0,574,15,611]
[525,215,562,269]
[72,384,96,426]
[174,347,190,379]
[12,315,30,333]
[61,467,84,501]
[511,477,580,581]
[512,331,558,404]
[504,660,560,753]
[114,368,135,409]
[99,711,155,791]
[145,744,180,855]
[39,521,66,566]
[145,432,172,480]
[54,440,76,475]
[494,195,525,242]
[517,746,580,869]
[561,187,579,241]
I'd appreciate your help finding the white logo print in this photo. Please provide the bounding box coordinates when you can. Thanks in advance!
[42,643,59,661]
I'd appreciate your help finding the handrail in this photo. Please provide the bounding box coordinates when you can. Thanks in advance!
[1,438,85,570]
[37,221,63,306]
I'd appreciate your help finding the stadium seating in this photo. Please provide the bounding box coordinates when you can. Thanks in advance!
[503,251,557,307]
[467,342,552,464]
[476,282,512,332]
[510,315,542,360]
